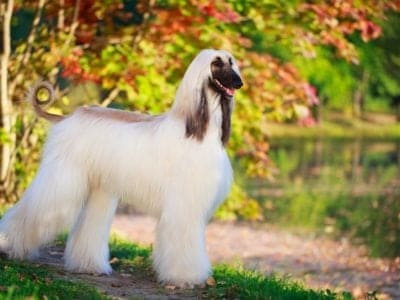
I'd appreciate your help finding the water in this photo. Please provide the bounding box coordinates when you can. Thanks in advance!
[250,138,400,258]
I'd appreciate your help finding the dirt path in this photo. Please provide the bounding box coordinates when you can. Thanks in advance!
[36,245,202,299]
[112,214,400,300]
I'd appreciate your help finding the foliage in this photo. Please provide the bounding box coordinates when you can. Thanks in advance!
[294,48,357,113]
[255,138,400,257]
[293,10,400,116]
[361,12,400,113]
[215,182,263,220]
[2,0,400,218]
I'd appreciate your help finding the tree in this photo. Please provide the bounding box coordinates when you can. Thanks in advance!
[293,2,400,117]
[1,0,15,198]
[1,0,399,218]
[361,12,400,118]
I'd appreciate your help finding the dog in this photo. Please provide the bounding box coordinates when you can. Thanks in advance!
[0,49,243,287]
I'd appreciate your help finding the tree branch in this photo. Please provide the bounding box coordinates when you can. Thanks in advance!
[132,0,156,50]
[101,88,120,107]
[0,0,14,190]
[64,0,81,47]
[9,0,46,97]
[58,0,65,30]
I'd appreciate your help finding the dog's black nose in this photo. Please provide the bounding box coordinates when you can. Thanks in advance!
[232,72,243,89]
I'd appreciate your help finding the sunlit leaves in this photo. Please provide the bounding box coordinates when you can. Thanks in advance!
[7,0,400,215]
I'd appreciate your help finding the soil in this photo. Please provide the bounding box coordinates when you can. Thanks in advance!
[32,214,400,300]
[36,245,202,299]
[112,214,400,300]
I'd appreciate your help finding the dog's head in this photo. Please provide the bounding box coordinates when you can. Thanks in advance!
[174,49,242,145]
[178,49,243,97]
[209,51,243,99]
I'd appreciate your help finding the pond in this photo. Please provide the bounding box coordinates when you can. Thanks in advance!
[249,138,400,258]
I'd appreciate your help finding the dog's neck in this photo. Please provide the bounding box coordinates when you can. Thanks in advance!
[170,79,233,146]
[202,88,233,146]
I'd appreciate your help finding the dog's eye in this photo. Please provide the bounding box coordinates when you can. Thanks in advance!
[212,57,224,68]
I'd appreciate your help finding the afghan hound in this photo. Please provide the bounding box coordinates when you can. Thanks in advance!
[0,49,243,287]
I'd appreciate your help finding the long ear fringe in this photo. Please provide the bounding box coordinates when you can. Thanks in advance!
[185,87,209,141]
[220,95,232,145]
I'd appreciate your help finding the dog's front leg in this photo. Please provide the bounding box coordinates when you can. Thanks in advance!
[153,206,211,288]
[65,189,118,275]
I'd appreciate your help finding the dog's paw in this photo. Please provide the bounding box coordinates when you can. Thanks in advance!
[163,282,195,290]
[160,275,211,289]
[99,263,113,275]
[162,280,209,290]
[65,261,113,275]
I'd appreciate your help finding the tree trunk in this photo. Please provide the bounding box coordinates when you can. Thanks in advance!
[392,95,400,122]
[0,0,15,201]
[353,70,369,119]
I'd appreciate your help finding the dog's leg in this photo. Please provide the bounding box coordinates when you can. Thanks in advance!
[65,189,118,275]
[153,207,211,287]
[0,163,87,259]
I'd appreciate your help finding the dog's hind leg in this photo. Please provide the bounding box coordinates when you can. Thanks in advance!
[64,189,118,274]
[0,163,87,260]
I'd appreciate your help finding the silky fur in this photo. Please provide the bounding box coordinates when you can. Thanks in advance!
[0,49,242,287]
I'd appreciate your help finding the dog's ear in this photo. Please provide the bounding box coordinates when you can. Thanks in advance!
[185,87,209,141]
[220,96,232,145]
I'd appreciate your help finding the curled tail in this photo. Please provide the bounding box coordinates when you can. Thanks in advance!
[28,81,64,122]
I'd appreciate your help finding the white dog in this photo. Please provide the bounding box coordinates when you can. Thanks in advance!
[0,49,242,287]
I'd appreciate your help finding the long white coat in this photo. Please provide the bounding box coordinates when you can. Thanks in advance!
[0,49,241,286]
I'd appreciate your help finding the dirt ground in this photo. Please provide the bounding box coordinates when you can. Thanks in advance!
[37,244,202,299]
[30,213,400,299]
[112,214,400,300]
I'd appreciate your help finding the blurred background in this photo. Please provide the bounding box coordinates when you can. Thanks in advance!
[1,0,399,298]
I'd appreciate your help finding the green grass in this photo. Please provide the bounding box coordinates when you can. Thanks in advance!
[109,236,151,261]
[0,236,353,300]
[109,237,353,300]
[209,265,352,300]
[265,112,400,139]
[0,259,107,300]
[108,236,153,275]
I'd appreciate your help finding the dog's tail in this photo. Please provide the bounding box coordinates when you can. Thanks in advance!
[27,81,65,122]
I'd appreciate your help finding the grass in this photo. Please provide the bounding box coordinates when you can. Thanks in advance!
[108,236,153,276]
[265,112,400,139]
[0,236,353,300]
[210,265,353,300]
[108,237,353,299]
[0,259,107,300]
